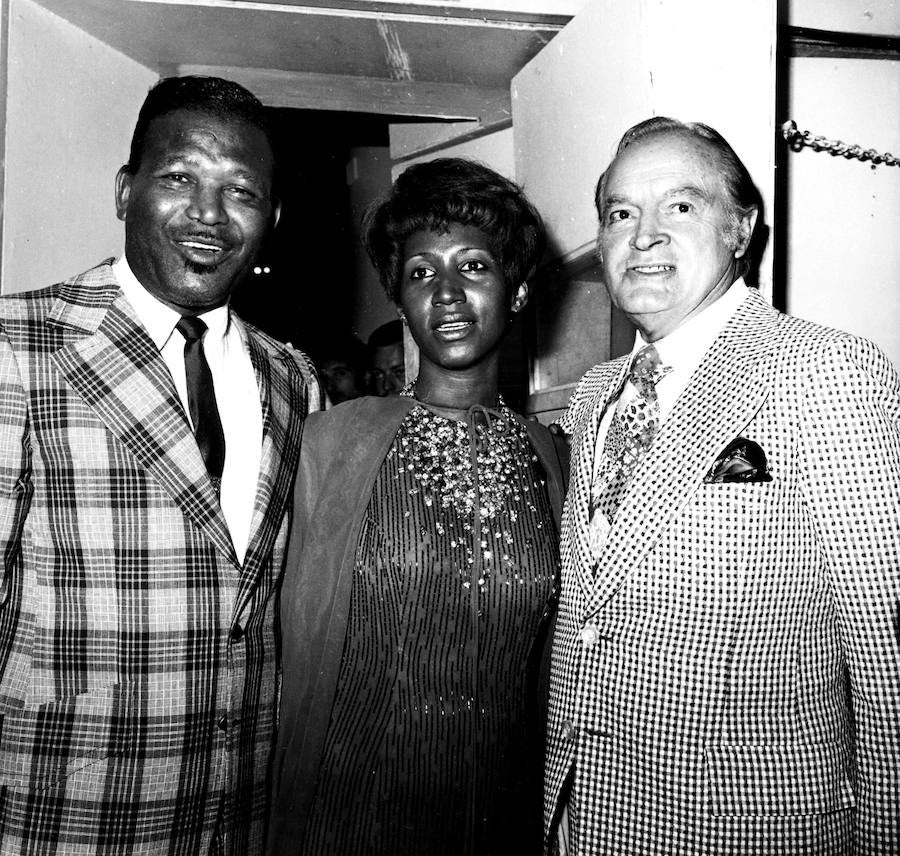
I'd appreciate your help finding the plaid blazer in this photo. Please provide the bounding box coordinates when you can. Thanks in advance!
[0,262,320,855]
[546,290,900,855]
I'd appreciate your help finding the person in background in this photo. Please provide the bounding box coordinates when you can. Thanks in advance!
[317,333,366,406]
[367,317,406,395]
[268,158,568,856]
[545,116,899,855]
[0,75,320,855]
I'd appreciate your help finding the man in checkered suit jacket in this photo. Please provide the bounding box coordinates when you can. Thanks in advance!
[545,117,899,854]
[0,78,320,854]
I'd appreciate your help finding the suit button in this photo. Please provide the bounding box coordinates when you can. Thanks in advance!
[229,624,244,643]
[216,714,228,731]
[560,719,577,742]
[581,623,601,647]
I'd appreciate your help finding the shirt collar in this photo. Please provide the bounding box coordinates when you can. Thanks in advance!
[113,255,231,349]
[631,278,751,371]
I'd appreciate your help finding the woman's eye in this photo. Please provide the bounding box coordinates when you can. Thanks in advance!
[409,266,433,280]
[460,260,487,273]
[673,202,693,214]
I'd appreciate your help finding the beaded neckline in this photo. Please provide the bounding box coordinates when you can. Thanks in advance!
[394,382,529,521]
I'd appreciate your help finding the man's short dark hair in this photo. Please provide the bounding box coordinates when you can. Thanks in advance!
[124,75,276,180]
[367,319,403,351]
[595,117,763,279]
[316,334,367,376]
[363,158,546,303]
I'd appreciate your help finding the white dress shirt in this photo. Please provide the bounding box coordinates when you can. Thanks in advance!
[113,256,263,564]
[591,279,752,489]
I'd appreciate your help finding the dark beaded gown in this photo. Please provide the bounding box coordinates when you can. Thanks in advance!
[302,401,559,855]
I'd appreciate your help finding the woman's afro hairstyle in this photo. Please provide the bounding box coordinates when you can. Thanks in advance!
[363,158,546,303]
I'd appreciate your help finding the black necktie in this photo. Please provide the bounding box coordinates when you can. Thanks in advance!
[177,315,226,485]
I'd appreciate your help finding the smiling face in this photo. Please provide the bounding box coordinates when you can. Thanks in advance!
[399,223,526,393]
[597,131,756,341]
[115,108,279,314]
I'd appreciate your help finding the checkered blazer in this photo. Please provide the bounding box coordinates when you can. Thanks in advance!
[0,262,320,855]
[546,289,900,855]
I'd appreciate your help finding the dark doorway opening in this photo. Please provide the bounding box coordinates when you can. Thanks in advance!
[230,108,389,359]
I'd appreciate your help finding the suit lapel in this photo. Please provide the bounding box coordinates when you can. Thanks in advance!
[49,265,237,565]
[235,328,306,614]
[584,292,781,618]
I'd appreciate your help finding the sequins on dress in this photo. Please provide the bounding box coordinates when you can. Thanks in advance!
[303,400,559,855]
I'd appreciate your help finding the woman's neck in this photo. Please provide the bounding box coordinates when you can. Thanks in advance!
[412,368,499,411]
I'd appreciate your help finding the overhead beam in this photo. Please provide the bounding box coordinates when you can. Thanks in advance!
[787,26,900,60]
[179,64,511,122]
[142,0,575,28]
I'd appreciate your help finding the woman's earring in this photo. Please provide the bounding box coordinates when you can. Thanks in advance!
[398,309,408,325]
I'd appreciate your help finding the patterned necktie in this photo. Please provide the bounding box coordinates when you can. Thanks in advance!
[590,343,670,523]
[177,315,226,486]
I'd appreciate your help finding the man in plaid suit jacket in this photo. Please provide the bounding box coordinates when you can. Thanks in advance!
[0,77,320,854]
[546,118,899,854]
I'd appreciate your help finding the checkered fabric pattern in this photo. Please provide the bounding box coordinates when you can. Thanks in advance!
[546,290,900,855]
[0,262,320,855]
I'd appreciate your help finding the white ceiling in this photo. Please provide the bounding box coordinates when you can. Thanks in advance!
[34,0,577,122]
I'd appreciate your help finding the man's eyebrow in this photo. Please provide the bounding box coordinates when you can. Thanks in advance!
[601,193,630,211]
[601,184,711,213]
[665,184,711,202]
[154,154,187,170]
[154,154,264,183]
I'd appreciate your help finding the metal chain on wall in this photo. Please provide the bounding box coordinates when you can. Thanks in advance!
[781,119,898,169]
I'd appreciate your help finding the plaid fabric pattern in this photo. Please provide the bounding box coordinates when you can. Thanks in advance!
[0,262,319,855]
[546,290,900,855]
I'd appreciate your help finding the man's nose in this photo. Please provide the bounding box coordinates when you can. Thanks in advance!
[631,212,669,251]
[186,185,228,226]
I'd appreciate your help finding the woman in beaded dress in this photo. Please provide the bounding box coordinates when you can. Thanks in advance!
[268,159,568,856]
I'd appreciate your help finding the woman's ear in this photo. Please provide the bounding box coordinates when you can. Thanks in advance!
[510,282,529,314]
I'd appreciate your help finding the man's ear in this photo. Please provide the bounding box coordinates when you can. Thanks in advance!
[510,281,529,314]
[734,207,758,259]
[114,166,132,222]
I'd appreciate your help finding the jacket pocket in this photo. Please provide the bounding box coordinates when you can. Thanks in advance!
[0,680,136,792]
[705,740,856,816]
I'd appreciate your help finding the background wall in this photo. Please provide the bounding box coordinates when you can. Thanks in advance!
[1,0,155,293]
[784,0,900,368]
[512,0,777,294]
[390,124,515,179]
[347,143,394,341]
[784,57,900,367]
